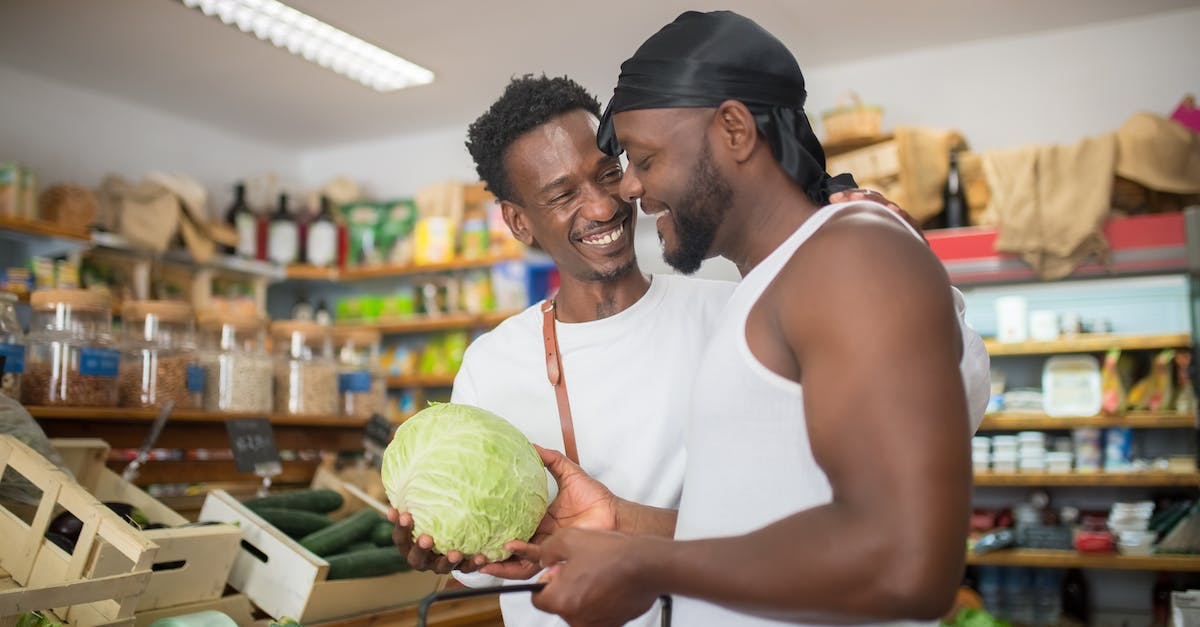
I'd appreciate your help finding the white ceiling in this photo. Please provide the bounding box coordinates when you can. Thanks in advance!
[0,0,1194,150]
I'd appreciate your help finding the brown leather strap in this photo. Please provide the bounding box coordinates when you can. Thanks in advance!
[542,300,579,464]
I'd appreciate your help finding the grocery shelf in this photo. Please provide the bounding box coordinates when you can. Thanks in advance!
[26,406,367,428]
[979,411,1195,431]
[386,374,457,388]
[974,471,1200,487]
[967,549,1200,571]
[286,253,523,281]
[0,215,91,241]
[983,332,1191,356]
[91,231,285,279]
[339,309,519,335]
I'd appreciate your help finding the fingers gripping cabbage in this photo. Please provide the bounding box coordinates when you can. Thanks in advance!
[381,403,549,561]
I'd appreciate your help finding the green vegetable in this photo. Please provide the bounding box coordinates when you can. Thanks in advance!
[269,617,302,627]
[943,607,1010,627]
[299,509,382,556]
[371,520,395,547]
[244,489,344,514]
[253,508,335,539]
[343,541,377,554]
[325,547,410,580]
[16,611,62,627]
[381,402,548,561]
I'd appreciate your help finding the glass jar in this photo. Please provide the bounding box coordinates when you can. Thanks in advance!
[271,320,338,416]
[333,328,385,419]
[0,292,25,401]
[198,313,273,413]
[119,301,203,409]
[23,289,119,407]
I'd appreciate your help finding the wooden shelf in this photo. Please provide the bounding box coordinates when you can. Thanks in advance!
[314,594,501,627]
[967,549,1200,571]
[979,411,1195,431]
[386,374,457,388]
[0,215,91,241]
[975,471,1200,487]
[287,253,523,281]
[984,333,1191,356]
[340,309,518,335]
[26,406,367,428]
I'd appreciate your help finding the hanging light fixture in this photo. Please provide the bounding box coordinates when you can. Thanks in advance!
[178,0,434,92]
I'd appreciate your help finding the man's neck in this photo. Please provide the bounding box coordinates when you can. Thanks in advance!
[553,266,651,323]
[719,167,822,278]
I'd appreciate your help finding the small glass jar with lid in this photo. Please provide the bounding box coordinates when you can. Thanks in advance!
[333,327,386,419]
[198,312,273,413]
[0,292,25,401]
[271,320,338,416]
[119,300,204,409]
[22,289,119,407]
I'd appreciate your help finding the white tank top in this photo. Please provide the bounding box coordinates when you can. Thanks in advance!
[672,201,937,627]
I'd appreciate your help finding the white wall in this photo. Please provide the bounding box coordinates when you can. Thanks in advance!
[803,7,1200,151]
[0,65,300,219]
[298,126,477,200]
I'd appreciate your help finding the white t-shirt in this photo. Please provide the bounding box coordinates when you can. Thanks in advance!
[451,273,737,627]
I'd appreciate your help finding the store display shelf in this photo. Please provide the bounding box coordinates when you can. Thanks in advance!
[983,332,1191,356]
[312,595,502,627]
[975,471,1200,487]
[0,215,92,241]
[91,231,286,279]
[340,309,519,334]
[287,253,523,281]
[979,411,1195,431]
[966,549,1200,572]
[386,374,457,388]
[26,406,367,428]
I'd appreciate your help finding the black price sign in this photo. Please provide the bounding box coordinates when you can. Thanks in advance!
[364,413,396,457]
[226,418,281,473]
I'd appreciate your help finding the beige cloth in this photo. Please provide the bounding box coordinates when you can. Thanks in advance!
[1115,112,1200,194]
[892,127,967,223]
[985,134,1117,280]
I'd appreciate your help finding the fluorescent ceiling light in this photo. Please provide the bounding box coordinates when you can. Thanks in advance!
[178,0,434,92]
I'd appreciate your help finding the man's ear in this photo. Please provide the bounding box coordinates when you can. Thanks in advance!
[501,200,537,247]
[713,100,758,163]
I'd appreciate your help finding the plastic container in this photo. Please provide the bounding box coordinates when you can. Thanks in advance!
[1018,431,1046,450]
[973,453,991,474]
[994,295,1029,343]
[1116,530,1156,556]
[271,320,338,416]
[1019,456,1047,473]
[1046,451,1074,473]
[0,292,25,401]
[1072,428,1103,473]
[993,451,1018,473]
[198,313,273,413]
[1043,355,1102,417]
[119,301,203,409]
[22,289,119,406]
[333,327,385,419]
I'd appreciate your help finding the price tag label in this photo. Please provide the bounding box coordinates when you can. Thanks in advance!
[363,413,396,459]
[226,418,281,474]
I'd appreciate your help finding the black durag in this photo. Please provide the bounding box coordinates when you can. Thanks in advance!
[597,10,856,205]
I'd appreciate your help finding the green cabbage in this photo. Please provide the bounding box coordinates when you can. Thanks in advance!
[381,403,549,561]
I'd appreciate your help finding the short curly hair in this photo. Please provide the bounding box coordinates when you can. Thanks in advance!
[466,75,601,205]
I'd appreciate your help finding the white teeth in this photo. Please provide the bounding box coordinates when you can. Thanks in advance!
[583,223,624,246]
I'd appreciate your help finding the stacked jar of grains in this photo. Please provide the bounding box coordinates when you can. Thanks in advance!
[119,300,204,409]
[333,327,386,419]
[22,289,120,407]
[0,292,25,401]
[198,312,273,413]
[270,320,338,416]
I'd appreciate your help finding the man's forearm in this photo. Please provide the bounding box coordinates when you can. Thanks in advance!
[614,498,677,537]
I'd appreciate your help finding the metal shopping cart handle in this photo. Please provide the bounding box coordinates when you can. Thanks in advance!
[416,582,672,626]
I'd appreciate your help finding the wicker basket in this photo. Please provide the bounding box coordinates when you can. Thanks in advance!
[820,92,883,143]
[39,184,99,228]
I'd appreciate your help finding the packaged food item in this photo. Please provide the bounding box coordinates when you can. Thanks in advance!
[1072,428,1102,473]
[379,285,417,321]
[1100,348,1126,416]
[1042,355,1101,417]
[333,328,385,419]
[22,289,120,407]
[1104,427,1132,472]
[20,167,37,220]
[342,201,381,266]
[0,163,19,216]
[1176,350,1196,414]
[119,300,203,409]
[198,312,273,413]
[459,214,489,260]
[0,292,25,401]
[460,269,494,314]
[271,320,338,416]
[1146,349,1176,412]
[31,257,55,290]
[490,260,529,311]
[376,200,416,265]
[414,216,456,265]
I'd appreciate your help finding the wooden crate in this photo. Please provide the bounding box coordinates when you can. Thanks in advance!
[0,435,157,627]
[198,468,444,624]
[132,593,255,627]
[50,440,242,612]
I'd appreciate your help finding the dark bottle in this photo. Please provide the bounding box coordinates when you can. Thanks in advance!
[315,299,331,326]
[306,196,339,269]
[1153,571,1173,626]
[943,149,967,229]
[225,183,256,258]
[291,293,313,321]
[267,193,299,265]
[1060,568,1090,625]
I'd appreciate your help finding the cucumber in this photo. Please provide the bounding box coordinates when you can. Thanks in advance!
[244,489,344,513]
[343,541,377,554]
[299,509,382,556]
[253,508,335,539]
[371,520,395,547]
[326,547,410,580]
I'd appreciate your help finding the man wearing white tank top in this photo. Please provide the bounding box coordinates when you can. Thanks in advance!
[508,11,987,627]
